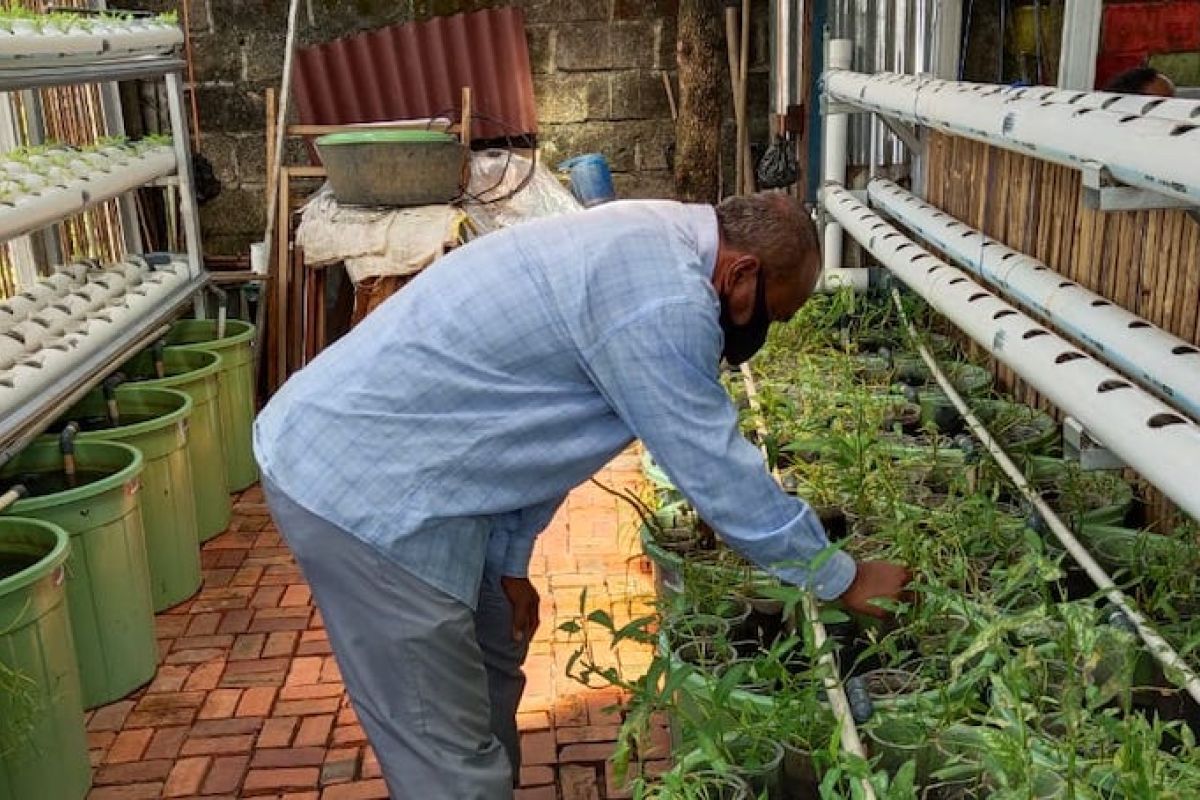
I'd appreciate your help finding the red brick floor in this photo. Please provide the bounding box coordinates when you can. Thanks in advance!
[84,449,661,799]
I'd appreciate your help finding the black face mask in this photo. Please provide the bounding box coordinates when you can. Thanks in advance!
[719,270,771,366]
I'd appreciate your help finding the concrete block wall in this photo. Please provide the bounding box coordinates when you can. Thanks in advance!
[123,0,770,256]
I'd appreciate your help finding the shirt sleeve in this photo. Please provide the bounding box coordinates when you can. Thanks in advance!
[582,298,856,600]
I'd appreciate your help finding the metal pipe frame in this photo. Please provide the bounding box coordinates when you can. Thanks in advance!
[868,179,1200,422]
[889,289,1200,707]
[823,183,1200,522]
[825,70,1200,206]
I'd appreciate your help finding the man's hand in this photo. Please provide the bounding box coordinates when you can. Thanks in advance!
[838,561,911,619]
[500,576,541,643]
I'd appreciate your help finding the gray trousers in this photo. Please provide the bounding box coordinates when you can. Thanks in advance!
[262,478,530,800]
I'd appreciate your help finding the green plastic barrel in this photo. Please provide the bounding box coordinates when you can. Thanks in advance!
[0,517,91,800]
[1,441,156,708]
[51,386,200,611]
[124,348,231,540]
[165,319,258,491]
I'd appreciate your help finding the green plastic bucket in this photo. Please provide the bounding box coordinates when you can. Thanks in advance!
[123,348,231,540]
[50,386,200,611]
[165,319,258,491]
[0,517,91,800]
[1,441,156,708]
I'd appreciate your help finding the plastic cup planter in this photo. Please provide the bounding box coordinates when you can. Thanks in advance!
[0,14,183,64]
[46,385,201,611]
[1,441,157,709]
[0,517,92,800]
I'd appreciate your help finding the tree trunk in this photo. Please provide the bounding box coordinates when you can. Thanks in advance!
[673,0,725,204]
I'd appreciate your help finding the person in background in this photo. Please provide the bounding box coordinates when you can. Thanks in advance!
[253,193,910,800]
[1103,66,1176,97]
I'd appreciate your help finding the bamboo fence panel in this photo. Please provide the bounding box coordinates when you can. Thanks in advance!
[924,132,1200,529]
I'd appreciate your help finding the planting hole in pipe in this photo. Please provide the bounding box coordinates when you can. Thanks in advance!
[968,292,989,302]
[927,266,942,275]
[1119,115,1138,124]
[1023,329,1049,339]
[1058,281,1075,289]
[1091,300,1112,307]
[1034,266,1048,271]
[993,310,1017,320]
[1170,124,1197,137]
[1097,379,1132,393]
[1001,252,1016,261]
[1142,99,1166,113]
[1055,352,1086,364]
[948,278,967,285]
[1129,321,1151,329]
[1172,345,1200,356]
[1148,413,1187,428]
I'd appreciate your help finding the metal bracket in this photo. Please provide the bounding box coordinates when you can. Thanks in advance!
[1062,416,1125,471]
[878,114,922,154]
[823,99,870,116]
[1080,163,1196,212]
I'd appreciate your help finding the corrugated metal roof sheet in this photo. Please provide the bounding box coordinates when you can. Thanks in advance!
[292,7,537,144]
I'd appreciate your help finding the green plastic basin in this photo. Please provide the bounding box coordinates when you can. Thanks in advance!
[165,319,258,491]
[124,348,231,540]
[1,441,156,709]
[50,386,200,611]
[0,517,91,800]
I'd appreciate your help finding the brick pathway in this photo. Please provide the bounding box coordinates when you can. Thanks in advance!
[83,449,661,799]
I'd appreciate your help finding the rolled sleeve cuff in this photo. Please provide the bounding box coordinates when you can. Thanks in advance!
[776,549,857,602]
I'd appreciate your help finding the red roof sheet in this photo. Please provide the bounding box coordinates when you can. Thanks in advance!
[292,7,537,143]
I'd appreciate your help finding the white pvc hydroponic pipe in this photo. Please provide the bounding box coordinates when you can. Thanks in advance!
[821,40,853,287]
[867,179,1200,422]
[890,291,1200,707]
[938,80,1200,125]
[1001,85,1200,124]
[824,71,1200,205]
[823,183,1200,522]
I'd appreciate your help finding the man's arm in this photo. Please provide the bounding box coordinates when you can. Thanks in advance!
[582,298,856,600]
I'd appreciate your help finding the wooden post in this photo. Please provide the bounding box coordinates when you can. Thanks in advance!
[265,88,278,206]
[460,86,472,146]
[273,168,291,391]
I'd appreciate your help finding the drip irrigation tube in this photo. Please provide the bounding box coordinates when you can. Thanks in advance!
[867,179,1200,422]
[738,363,877,799]
[889,289,1200,707]
[823,183,1200,523]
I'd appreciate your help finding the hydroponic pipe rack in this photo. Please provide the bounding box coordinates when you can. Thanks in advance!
[0,12,207,460]
[824,70,1200,206]
[867,179,1200,423]
[822,184,1200,523]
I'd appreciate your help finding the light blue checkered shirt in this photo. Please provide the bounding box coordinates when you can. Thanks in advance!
[253,200,855,607]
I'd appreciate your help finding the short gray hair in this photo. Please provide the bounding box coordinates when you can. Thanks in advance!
[715,193,820,286]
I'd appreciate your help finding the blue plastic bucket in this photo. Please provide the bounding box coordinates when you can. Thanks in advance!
[559,153,617,207]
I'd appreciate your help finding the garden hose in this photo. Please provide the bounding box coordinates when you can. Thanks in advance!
[101,373,126,427]
[58,421,80,486]
[0,482,27,514]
